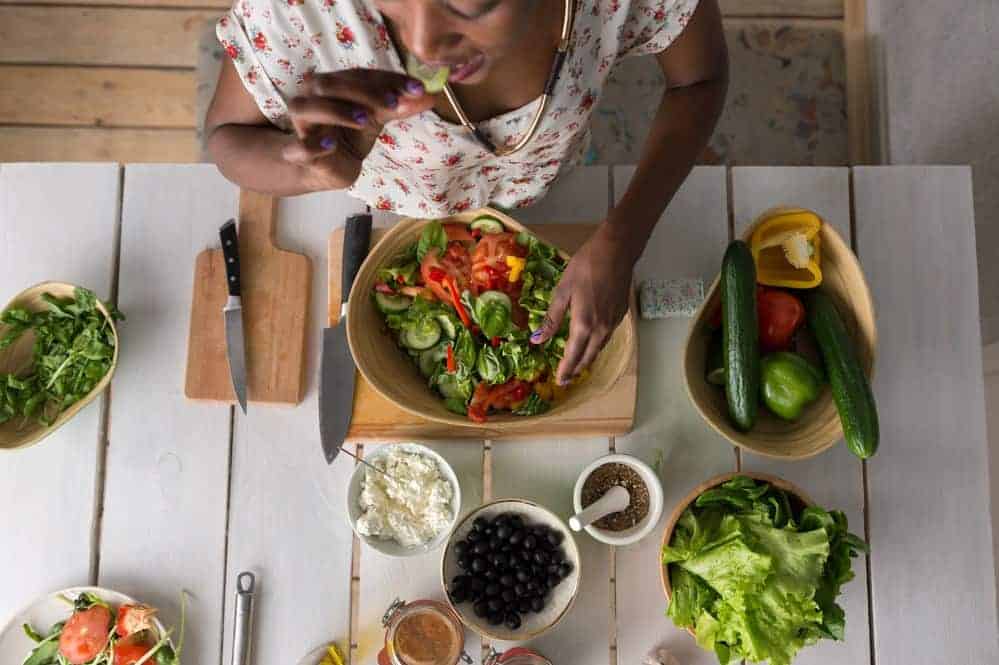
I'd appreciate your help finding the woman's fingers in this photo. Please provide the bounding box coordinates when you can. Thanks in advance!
[555,314,589,385]
[309,69,436,124]
[575,331,610,378]
[288,96,371,136]
[531,280,571,345]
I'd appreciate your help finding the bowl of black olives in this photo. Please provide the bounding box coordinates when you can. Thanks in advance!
[440,498,580,641]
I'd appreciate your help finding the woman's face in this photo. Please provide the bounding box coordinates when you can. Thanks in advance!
[375,0,546,85]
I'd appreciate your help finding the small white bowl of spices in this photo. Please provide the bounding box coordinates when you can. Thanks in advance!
[571,453,664,546]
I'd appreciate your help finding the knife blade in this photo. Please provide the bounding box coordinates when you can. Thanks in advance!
[220,219,248,414]
[319,212,372,464]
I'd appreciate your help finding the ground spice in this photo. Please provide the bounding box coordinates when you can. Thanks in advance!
[394,608,460,665]
[581,463,650,531]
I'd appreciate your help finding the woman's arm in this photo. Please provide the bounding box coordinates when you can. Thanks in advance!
[205,59,435,195]
[533,0,728,383]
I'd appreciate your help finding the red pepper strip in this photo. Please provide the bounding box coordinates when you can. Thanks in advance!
[428,267,447,282]
[396,275,405,284]
[444,276,473,328]
[446,344,456,373]
[491,337,501,347]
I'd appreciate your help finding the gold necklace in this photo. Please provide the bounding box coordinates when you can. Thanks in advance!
[442,0,575,157]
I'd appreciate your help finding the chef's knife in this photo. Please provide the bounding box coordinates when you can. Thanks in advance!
[319,213,372,464]
[221,219,248,414]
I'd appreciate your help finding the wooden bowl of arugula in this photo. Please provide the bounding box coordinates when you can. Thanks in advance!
[0,282,121,451]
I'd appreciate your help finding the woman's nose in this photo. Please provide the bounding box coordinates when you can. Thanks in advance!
[406,2,463,64]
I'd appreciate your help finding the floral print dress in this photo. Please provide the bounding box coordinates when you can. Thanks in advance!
[218,0,699,216]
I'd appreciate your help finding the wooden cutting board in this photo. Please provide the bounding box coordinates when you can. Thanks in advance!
[185,191,311,405]
[329,224,638,441]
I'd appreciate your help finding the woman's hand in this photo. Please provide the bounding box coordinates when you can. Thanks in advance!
[530,222,640,385]
[282,69,437,190]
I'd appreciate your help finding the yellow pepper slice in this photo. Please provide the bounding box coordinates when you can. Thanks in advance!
[319,643,345,665]
[506,255,526,283]
[750,210,823,289]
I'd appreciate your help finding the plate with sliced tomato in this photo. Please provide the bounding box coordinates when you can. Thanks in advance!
[0,587,179,665]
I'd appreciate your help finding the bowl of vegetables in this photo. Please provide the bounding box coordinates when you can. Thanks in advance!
[347,208,636,430]
[660,473,868,664]
[0,282,121,451]
[683,208,878,460]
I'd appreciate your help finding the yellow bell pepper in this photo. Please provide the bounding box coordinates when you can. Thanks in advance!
[319,644,345,665]
[750,210,823,289]
[506,255,526,283]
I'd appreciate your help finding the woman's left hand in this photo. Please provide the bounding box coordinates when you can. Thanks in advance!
[530,221,638,385]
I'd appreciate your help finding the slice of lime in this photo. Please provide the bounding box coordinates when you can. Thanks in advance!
[405,53,450,93]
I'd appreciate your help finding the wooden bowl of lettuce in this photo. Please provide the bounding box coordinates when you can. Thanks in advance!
[660,472,868,664]
[346,207,636,432]
[0,282,120,451]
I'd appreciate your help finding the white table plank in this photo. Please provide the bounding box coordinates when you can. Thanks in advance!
[732,166,872,665]
[222,192,367,665]
[854,166,999,665]
[0,163,120,619]
[355,440,484,665]
[100,165,236,665]
[612,166,736,665]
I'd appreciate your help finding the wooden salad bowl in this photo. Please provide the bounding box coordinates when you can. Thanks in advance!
[659,471,815,636]
[346,207,637,431]
[0,282,119,451]
[683,208,877,459]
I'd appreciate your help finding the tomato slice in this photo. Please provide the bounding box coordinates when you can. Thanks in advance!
[59,605,112,665]
[757,287,805,352]
[471,233,525,294]
[115,604,157,639]
[444,223,474,244]
[420,243,471,302]
[467,379,532,422]
[113,642,152,665]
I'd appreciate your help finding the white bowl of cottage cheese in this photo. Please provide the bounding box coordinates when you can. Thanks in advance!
[347,443,461,557]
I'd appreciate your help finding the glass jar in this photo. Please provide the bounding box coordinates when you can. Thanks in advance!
[379,598,471,665]
[483,646,552,665]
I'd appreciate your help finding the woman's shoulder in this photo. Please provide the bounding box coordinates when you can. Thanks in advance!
[583,0,700,57]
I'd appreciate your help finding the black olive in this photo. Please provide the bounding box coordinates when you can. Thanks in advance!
[519,550,532,562]
[488,612,504,626]
[514,583,527,596]
[474,601,489,617]
[457,556,470,570]
[450,587,468,603]
[487,570,500,582]
[496,524,512,540]
[471,557,487,573]
[483,525,495,536]
[515,570,530,583]
[505,613,522,630]
[467,530,482,543]
[490,536,504,550]
[558,562,573,578]
[525,581,537,593]
[518,598,532,614]
[523,535,537,550]
[454,541,468,558]
[547,530,564,546]
[470,588,483,603]
[469,577,486,591]
[474,541,490,556]
[509,515,524,530]
[530,565,543,578]
[473,516,488,531]
[485,583,501,597]
[452,574,468,586]
[487,597,503,612]
[533,550,549,565]
[501,589,517,603]
[509,530,525,546]
[492,552,508,569]
[494,514,510,528]
[548,573,560,588]
[499,573,515,587]
[550,549,564,565]
[530,596,545,613]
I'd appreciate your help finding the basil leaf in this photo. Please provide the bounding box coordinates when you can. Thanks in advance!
[512,393,550,416]
[416,221,448,262]
[476,346,510,385]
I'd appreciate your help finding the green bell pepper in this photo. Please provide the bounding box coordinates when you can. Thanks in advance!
[761,352,824,421]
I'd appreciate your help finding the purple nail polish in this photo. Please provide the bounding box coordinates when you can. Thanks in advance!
[319,136,336,151]
[351,108,368,125]
[384,92,399,109]
[530,330,543,343]
[404,78,425,96]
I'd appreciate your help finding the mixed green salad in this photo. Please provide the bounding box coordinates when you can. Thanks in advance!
[22,591,181,665]
[372,216,575,422]
[0,287,122,428]
[663,476,868,665]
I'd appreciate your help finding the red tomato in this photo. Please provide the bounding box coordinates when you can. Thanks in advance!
[113,642,152,665]
[443,223,474,244]
[757,287,805,352]
[115,604,157,639]
[59,605,112,665]
[471,233,525,293]
[467,379,532,421]
[420,242,471,302]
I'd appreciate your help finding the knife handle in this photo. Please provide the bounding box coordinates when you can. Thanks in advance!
[220,219,241,297]
[342,213,372,305]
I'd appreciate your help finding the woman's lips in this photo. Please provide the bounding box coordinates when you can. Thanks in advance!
[447,53,486,83]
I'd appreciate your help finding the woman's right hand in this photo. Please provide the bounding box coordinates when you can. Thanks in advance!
[282,69,437,190]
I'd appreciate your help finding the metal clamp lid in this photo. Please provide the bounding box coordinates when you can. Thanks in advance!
[382,598,406,627]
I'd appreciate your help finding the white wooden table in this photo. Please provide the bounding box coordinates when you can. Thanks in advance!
[1,163,996,665]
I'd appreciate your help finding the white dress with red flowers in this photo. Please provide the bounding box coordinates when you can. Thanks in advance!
[217,0,698,216]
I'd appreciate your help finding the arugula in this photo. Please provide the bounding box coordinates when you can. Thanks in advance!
[512,392,550,415]
[0,288,123,428]
[416,220,448,262]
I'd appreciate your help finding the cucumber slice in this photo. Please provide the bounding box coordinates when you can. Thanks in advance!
[405,53,450,94]
[401,318,441,350]
[477,290,512,311]
[436,373,464,399]
[374,292,412,313]
[436,314,457,339]
[470,216,505,234]
[419,343,449,378]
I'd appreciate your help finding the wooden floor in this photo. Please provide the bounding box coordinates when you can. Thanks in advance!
[0,0,859,164]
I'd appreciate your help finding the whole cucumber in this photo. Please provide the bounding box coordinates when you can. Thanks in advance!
[807,291,880,458]
[721,240,760,432]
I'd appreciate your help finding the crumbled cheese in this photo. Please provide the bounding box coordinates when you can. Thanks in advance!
[356,448,454,547]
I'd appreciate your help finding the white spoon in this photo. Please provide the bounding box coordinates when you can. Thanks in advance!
[568,485,630,531]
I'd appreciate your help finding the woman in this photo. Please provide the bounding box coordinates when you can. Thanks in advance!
[206,0,728,385]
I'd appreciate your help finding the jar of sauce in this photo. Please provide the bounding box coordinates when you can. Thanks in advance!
[378,598,470,665]
[483,647,552,665]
